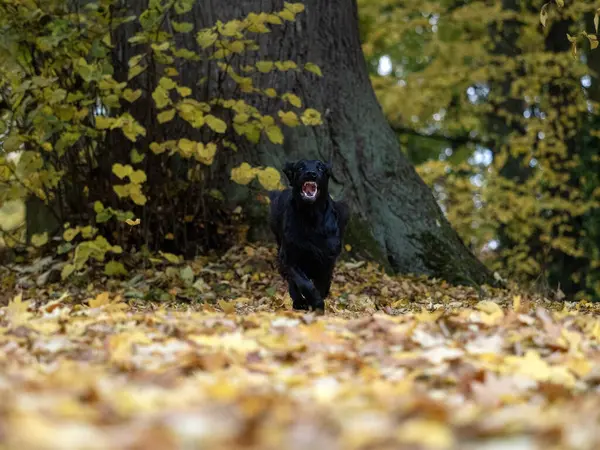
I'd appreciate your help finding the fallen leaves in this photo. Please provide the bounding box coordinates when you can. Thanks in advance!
[2,245,600,449]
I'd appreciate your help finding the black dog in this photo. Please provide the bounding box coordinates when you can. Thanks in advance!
[269,159,349,312]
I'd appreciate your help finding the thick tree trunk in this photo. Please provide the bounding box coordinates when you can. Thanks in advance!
[176,0,495,286]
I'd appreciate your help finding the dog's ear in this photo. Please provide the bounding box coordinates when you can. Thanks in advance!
[283,161,296,183]
[324,161,333,176]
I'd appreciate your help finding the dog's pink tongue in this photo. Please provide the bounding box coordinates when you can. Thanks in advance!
[303,182,317,195]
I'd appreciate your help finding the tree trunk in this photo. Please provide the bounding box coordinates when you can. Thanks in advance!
[175,0,495,286]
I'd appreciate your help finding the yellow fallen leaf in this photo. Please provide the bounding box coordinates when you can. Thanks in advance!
[397,419,454,449]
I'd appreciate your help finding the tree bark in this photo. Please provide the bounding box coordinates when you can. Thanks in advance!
[174,0,495,286]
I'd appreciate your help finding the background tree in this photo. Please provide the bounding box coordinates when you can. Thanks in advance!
[0,0,495,286]
[358,0,600,300]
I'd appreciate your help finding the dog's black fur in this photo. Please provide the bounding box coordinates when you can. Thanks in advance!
[268,159,349,312]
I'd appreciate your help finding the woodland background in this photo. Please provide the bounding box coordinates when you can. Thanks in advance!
[1,0,599,301]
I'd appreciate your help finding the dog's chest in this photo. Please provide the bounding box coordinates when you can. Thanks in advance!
[283,209,341,259]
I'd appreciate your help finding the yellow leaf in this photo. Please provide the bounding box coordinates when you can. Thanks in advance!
[205,115,227,133]
[540,4,548,27]
[196,142,217,165]
[196,30,218,48]
[122,88,142,103]
[512,295,521,312]
[595,13,599,34]
[89,292,111,308]
[128,64,146,80]
[279,9,295,21]
[95,116,113,130]
[63,228,80,242]
[278,110,300,127]
[112,163,133,180]
[264,88,277,98]
[125,218,141,226]
[397,419,454,449]
[178,138,196,157]
[129,184,147,205]
[231,162,258,185]
[177,86,192,97]
[257,167,281,190]
[345,244,352,251]
[6,293,32,325]
[218,299,236,314]
[266,125,284,144]
[301,108,322,126]
[150,142,166,154]
[129,170,147,184]
[113,184,130,198]
[157,109,176,123]
[31,232,48,247]
[285,2,305,13]
[283,93,302,107]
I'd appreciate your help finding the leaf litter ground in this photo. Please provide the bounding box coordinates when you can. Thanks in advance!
[2,245,600,449]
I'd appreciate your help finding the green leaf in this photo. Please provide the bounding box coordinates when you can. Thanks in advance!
[157,109,176,123]
[128,64,147,80]
[31,232,48,247]
[130,149,145,164]
[304,62,323,77]
[172,21,194,33]
[256,61,274,73]
[112,163,133,180]
[61,263,76,280]
[122,88,142,103]
[105,261,128,277]
[180,265,195,285]
[94,201,105,213]
[174,0,194,14]
[159,77,177,90]
[206,115,227,133]
[160,251,182,264]
[555,0,564,7]
[152,85,171,109]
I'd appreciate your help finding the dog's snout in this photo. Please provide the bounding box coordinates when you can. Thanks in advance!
[306,170,317,179]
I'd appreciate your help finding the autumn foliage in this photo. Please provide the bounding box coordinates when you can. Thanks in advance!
[0,0,322,276]
[359,0,600,300]
[2,244,600,449]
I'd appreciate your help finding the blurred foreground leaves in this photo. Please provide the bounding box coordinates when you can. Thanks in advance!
[2,245,600,449]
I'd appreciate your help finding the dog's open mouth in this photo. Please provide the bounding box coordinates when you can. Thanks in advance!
[301,181,318,200]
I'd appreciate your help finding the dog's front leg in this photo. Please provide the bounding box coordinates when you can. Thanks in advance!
[289,267,324,312]
[278,249,323,311]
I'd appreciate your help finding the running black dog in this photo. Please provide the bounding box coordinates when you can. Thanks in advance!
[269,159,349,312]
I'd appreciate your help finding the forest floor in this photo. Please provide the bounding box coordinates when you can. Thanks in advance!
[1,244,600,449]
